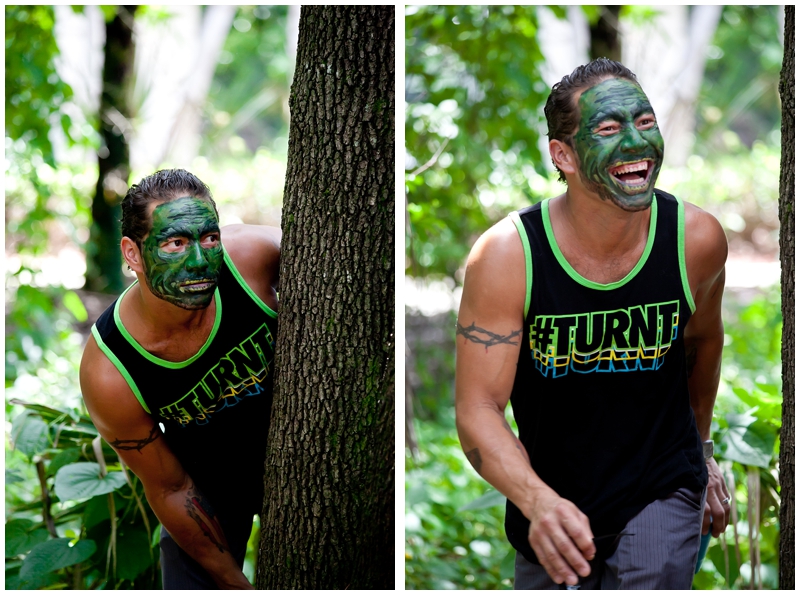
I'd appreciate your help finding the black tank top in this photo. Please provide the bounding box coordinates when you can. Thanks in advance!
[91,247,278,518]
[504,189,708,564]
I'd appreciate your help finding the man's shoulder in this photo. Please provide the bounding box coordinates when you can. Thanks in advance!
[682,200,728,287]
[80,332,145,421]
[221,224,280,266]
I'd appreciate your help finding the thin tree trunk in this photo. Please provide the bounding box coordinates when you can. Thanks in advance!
[589,6,621,62]
[85,6,137,294]
[778,5,794,590]
[256,6,394,589]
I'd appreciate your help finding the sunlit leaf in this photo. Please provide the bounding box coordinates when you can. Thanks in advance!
[458,489,506,511]
[12,414,50,458]
[54,463,127,502]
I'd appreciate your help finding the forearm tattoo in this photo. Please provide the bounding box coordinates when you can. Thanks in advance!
[110,424,161,452]
[457,321,522,350]
[185,483,229,553]
[686,345,698,378]
[465,448,482,473]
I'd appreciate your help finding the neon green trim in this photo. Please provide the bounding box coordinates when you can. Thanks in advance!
[509,211,532,319]
[541,195,657,290]
[676,196,696,313]
[222,245,278,319]
[113,281,222,369]
[91,324,150,414]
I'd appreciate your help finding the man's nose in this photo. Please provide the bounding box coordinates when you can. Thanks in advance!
[185,242,208,270]
[620,126,648,152]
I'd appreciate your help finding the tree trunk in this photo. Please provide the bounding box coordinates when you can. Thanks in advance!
[256,6,394,590]
[589,6,621,62]
[778,5,794,590]
[84,6,137,294]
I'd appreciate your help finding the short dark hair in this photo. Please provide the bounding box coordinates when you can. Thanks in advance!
[544,58,640,182]
[121,169,218,247]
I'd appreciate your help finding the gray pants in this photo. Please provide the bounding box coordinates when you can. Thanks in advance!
[159,516,252,590]
[514,487,706,590]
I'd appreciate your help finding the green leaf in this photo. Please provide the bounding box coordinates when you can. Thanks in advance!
[116,526,153,580]
[47,447,81,477]
[61,291,88,322]
[707,540,740,587]
[83,493,127,530]
[721,421,776,468]
[54,463,127,502]
[500,547,516,578]
[458,489,506,511]
[6,469,25,484]
[12,415,50,458]
[18,538,95,583]
[5,519,49,557]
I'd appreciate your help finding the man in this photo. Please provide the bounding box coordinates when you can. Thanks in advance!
[455,58,731,589]
[80,169,280,589]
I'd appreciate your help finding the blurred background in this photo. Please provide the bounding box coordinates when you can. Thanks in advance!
[405,5,785,590]
[6,5,298,588]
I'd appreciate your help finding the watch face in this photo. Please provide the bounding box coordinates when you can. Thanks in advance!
[702,441,714,459]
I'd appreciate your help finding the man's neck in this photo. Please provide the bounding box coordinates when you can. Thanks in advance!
[123,280,215,341]
[554,186,651,259]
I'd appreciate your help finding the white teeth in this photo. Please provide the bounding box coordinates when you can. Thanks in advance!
[610,161,649,174]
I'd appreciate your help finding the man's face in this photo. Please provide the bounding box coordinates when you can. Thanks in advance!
[572,78,664,211]
[140,197,223,310]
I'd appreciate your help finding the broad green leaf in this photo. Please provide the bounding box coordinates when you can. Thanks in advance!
[458,489,506,511]
[47,447,81,477]
[707,540,740,587]
[721,421,776,468]
[6,469,25,484]
[5,519,49,557]
[18,538,95,581]
[500,547,516,578]
[12,415,50,458]
[116,526,153,580]
[83,493,126,530]
[54,463,127,502]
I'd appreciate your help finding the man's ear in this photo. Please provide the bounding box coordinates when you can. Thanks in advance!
[121,237,145,274]
[549,139,578,176]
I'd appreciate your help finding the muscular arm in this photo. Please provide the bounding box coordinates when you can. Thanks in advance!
[455,218,594,586]
[80,336,253,589]
[683,202,730,537]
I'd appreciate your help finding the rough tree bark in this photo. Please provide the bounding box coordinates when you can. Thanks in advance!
[256,6,394,590]
[778,5,794,590]
[84,6,137,294]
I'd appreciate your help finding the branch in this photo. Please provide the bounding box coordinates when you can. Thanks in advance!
[409,138,449,177]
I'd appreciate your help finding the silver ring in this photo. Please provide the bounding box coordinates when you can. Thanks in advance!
[722,496,731,505]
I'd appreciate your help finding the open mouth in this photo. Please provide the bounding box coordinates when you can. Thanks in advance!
[179,279,216,293]
[608,160,653,193]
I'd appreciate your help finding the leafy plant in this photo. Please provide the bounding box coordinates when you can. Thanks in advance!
[5,399,162,590]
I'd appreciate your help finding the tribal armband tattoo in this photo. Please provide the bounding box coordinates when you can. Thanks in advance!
[457,321,522,350]
[110,424,161,452]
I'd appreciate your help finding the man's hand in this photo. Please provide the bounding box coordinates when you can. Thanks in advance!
[703,457,731,538]
[527,486,596,586]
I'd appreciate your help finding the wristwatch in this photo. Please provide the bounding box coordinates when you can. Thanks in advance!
[702,440,714,460]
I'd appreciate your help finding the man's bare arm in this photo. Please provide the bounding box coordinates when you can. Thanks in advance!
[80,336,252,589]
[455,217,594,587]
[684,202,730,538]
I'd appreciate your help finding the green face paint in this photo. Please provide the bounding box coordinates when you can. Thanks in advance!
[572,78,664,211]
[141,197,223,310]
